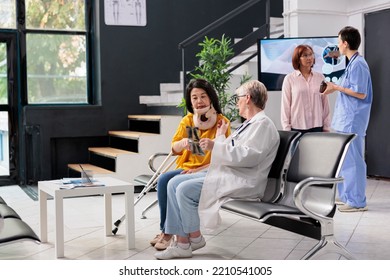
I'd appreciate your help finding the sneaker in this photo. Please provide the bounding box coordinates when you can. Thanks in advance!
[150,233,163,246]
[191,235,206,251]
[338,204,368,212]
[154,241,192,260]
[335,199,345,205]
[154,234,173,250]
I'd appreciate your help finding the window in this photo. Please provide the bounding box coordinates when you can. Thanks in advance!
[0,0,16,29]
[0,43,7,104]
[25,0,90,104]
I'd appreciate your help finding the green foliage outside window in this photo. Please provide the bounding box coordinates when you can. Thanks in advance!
[0,43,7,104]
[25,0,87,104]
[26,0,85,30]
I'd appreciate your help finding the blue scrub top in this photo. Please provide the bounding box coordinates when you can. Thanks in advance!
[331,54,373,136]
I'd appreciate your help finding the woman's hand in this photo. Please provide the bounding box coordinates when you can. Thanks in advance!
[199,138,214,151]
[172,138,190,153]
[181,164,210,174]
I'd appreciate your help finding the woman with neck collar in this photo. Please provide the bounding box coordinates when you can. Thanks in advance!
[323,26,373,212]
[150,78,231,251]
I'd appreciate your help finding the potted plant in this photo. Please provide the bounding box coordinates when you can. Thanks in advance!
[186,34,250,122]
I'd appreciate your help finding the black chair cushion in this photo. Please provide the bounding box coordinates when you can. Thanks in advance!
[222,200,302,220]
[0,196,6,204]
[268,131,300,179]
[0,217,40,244]
[0,204,21,219]
[133,174,152,186]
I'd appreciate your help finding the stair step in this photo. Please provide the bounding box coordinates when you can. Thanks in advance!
[127,115,162,134]
[108,130,155,140]
[127,115,162,121]
[88,147,136,159]
[67,163,114,174]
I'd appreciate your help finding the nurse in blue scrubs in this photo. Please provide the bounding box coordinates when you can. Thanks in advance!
[322,26,373,212]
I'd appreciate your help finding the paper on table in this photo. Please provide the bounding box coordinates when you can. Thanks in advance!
[59,178,105,189]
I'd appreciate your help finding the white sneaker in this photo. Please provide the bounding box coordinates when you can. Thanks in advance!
[191,236,206,251]
[154,241,192,260]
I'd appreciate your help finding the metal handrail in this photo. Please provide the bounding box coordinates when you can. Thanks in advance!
[178,0,270,94]
[178,0,265,49]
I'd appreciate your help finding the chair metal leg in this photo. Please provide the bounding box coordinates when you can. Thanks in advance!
[302,235,356,260]
[141,199,158,219]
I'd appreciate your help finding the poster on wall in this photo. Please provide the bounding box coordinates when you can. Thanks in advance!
[104,0,147,26]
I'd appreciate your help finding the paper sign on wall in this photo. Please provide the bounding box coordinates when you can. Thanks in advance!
[104,0,146,26]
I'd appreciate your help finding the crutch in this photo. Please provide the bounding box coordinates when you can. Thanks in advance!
[112,151,176,234]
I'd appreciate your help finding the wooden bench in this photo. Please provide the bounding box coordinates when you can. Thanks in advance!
[222,132,356,260]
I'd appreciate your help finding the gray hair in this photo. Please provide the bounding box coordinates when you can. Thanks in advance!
[236,80,268,110]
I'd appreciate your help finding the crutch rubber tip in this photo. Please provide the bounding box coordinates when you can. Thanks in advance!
[114,220,121,227]
[112,228,118,235]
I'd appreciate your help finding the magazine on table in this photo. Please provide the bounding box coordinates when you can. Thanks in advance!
[59,178,105,189]
[59,166,105,189]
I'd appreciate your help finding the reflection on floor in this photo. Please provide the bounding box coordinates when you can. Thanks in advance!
[1,178,390,260]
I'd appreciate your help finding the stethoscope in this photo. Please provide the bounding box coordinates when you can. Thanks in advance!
[230,121,251,146]
[343,52,359,79]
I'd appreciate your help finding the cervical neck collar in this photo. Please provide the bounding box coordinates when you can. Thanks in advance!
[193,105,217,130]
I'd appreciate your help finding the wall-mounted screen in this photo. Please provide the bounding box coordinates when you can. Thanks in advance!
[258,37,346,91]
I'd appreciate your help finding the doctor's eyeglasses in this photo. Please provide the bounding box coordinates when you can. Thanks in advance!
[231,94,247,103]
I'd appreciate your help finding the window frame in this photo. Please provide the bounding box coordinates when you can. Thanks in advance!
[17,0,94,106]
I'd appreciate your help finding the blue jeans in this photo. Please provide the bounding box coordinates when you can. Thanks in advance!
[164,171,207,237]
[156,169,183,231]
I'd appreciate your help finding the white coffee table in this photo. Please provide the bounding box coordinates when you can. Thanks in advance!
[38,177,135,258]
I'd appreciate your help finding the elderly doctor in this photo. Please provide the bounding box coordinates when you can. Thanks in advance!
[155,80,280,260]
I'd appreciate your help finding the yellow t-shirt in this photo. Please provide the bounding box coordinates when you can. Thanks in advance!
[172,113,231,170]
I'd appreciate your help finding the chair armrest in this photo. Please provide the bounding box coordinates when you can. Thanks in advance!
[148,152,171,172]
[293,176,343,221]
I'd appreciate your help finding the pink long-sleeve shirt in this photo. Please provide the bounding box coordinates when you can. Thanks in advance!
[281,70,330,131]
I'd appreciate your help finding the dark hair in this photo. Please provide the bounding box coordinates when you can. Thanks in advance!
[185,78,222,114]
[338,26,361,51]
[292,44,315,70]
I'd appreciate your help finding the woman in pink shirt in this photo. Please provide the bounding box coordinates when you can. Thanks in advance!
[281,44,330,133]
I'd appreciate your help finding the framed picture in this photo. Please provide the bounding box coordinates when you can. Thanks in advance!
[104,0,146,26]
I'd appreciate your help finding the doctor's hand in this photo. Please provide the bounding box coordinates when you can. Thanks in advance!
[216,119,229,136]
[199,138,214,151]
[322,82,338,95]
[324,50,340,59]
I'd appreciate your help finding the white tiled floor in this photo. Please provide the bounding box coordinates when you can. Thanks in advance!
[1,177,390,260]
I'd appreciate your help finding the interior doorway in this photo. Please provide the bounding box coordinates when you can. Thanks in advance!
[365,9,390,178]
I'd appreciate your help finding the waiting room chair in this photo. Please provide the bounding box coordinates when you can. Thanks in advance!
[0,197,41,246]
[222,132,356,260]
[262,130,301,203]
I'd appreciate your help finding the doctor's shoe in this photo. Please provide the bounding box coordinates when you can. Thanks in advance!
[335,198,345,205]
[338,204,368,212]
[190,235,206,251]
[154,241,192,260]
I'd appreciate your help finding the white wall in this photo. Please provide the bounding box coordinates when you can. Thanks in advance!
[265,0,390,130]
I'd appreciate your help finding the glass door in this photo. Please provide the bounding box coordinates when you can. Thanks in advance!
[0,32,18,184]
[0,42,10,176]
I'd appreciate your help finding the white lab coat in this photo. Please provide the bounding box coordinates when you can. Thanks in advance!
[198,111,280,232]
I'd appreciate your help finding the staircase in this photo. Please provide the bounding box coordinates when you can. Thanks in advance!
[67,114,182,184]
[139,17,284,108]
